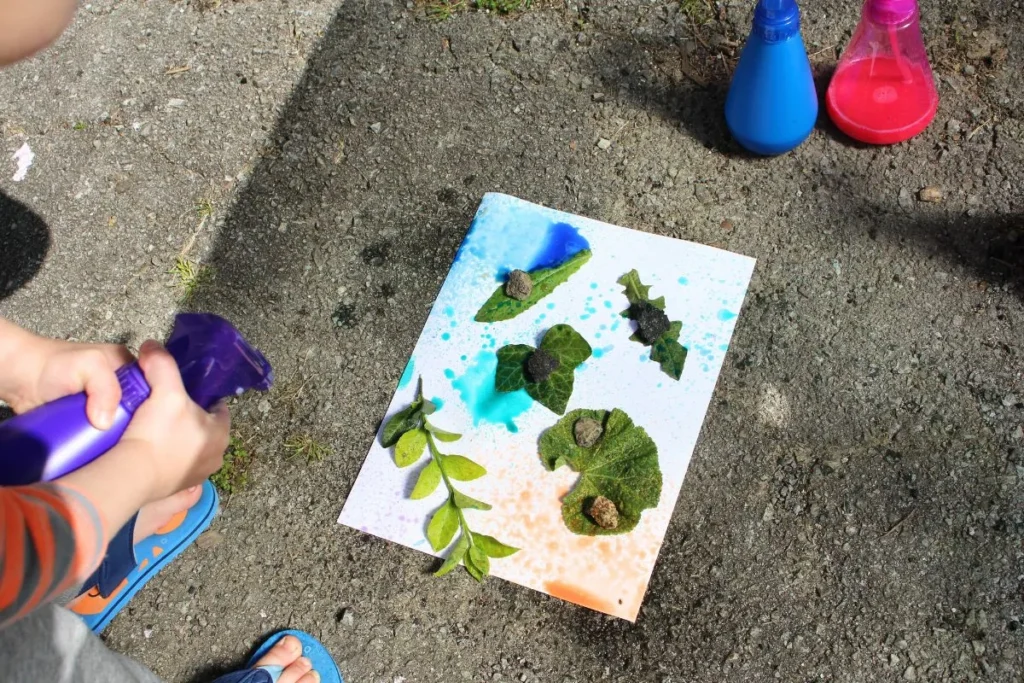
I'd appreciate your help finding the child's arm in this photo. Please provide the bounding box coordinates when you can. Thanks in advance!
[0,341,230,628]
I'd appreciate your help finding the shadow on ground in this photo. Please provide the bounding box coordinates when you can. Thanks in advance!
[0,191,50,302]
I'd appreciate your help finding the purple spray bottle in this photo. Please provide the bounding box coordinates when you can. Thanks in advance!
[0,313,273,486]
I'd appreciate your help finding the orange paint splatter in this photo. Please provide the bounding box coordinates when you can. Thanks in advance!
[546,580,616,615]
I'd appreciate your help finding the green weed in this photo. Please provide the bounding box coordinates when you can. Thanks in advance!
[680,0,713,25]
[285,434,332,463]
[169,256,214,304]
[73,121,88,131]
[475,0,532,12]
[211,436,254,494]
[195,198,214,220]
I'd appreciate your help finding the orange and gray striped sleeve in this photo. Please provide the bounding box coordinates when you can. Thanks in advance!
[0,483,107,627]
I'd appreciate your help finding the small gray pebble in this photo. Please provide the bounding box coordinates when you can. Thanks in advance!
[505,269,533,300]
[574,417,604,448]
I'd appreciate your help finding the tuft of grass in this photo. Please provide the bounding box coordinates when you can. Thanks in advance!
[169,256,214,304]
[680,0,713,25]
[475,0,532,13]
[73,121,88,131]
[424,0,467,20]
[195,198,214,220]
[421,0,531,20]
[285,434,332,463]
[211,436,254,494]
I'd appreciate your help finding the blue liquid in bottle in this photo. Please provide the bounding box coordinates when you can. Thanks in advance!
[725,0,817,156]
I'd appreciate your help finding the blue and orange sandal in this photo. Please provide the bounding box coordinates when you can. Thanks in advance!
[210,630,344,683]
[68,479,219,633]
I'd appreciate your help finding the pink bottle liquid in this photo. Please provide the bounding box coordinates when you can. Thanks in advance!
[826,0,938,144]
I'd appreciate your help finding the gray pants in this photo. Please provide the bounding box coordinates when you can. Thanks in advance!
[0,593,161,683]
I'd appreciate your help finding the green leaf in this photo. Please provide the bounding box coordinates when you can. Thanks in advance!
[539,408,662,536]
[474,534,519,558]
[434,534,468,577]
[464,552,485,582]
[395,428,428,467]
[467,546,490,580]
[425,421,461,442]
[410,459,442,499]
[617,269,651,307]
[651,337,688,380]
[495,345,531,392]
[495,325,591,415]
[452,490,492,511]
[475,249,592,323]
[426,501,460,551]
[539,324,593,368]
[381,402,423,447]
[618,270,687,381]
[441,454,487,481]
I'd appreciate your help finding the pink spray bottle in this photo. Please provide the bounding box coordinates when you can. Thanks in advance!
[826,0,938,145]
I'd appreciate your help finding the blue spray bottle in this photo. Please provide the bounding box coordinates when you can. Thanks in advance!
[725,0,817,155]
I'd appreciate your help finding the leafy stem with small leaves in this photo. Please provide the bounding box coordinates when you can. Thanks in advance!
[383,378,518,581]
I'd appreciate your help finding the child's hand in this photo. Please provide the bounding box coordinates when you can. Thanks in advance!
[6,335,133,430]
[120,340,230,501]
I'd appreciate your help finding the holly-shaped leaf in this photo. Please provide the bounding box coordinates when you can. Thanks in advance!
[539,408,662,536]
[495,325,592,414]
[475,249,592,323]
[617,270,687,381]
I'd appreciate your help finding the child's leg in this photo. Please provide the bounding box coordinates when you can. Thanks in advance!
[0,602,162,683]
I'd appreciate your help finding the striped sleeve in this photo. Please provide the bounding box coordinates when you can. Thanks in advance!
[0,483,107,627]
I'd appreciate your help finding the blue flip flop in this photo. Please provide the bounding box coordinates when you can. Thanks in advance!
[210,630,344,683]
[68,479,219,633]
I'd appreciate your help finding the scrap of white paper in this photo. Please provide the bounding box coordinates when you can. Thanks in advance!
[11,143,34,182]
[339,193,756,621]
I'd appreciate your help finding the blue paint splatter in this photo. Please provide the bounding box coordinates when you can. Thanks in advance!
[398,358,415,389]
[639,354,649,363]
[590,282,598,290]
[592,345,614,359]
[718,310,737,321]
[581,314,590,321]
[719,344,729,351]
[444,368,456,380]
[431,397,445,410]
[461,354,468,361]
[444,306,455,317]
[547,302,556,310]
[657,382,663,388]
[450,320,458,328]
[527,222,590,270]
[442,332,451,341]
[595,332,602,339]
[451,351,532,432]
[678,276,689,285]
[611,320,621,332]
[603,301,613,309]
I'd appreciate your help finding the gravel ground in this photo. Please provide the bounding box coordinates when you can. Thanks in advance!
[1,1,1022,682]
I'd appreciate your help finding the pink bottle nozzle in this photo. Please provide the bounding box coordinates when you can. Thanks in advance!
[752,0,801,42]
[865,0,917,25]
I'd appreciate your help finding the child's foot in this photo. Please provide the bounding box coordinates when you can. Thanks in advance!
[252,635,320,683]
[133,485,203,543]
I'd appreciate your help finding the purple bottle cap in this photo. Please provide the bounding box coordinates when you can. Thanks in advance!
[865,0,916,25]
[166,313,274,410]
[753,0,801,43]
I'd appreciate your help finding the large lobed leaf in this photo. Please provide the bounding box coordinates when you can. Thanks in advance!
[539,408,662,536]
[475,249,592,323]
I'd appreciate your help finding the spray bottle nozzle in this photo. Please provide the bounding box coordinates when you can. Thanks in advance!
[752,0,801,42]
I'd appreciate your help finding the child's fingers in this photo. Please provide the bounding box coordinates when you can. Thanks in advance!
[78,349,122,430]
[137,340,187,398]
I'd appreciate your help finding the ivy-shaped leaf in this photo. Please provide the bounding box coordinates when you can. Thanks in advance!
[475,249,592,323]
[539,408,662,536]
[618,270,687,381]
[495,325,592,414]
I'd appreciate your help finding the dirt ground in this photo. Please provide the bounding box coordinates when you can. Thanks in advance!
[1,1,1022,681]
